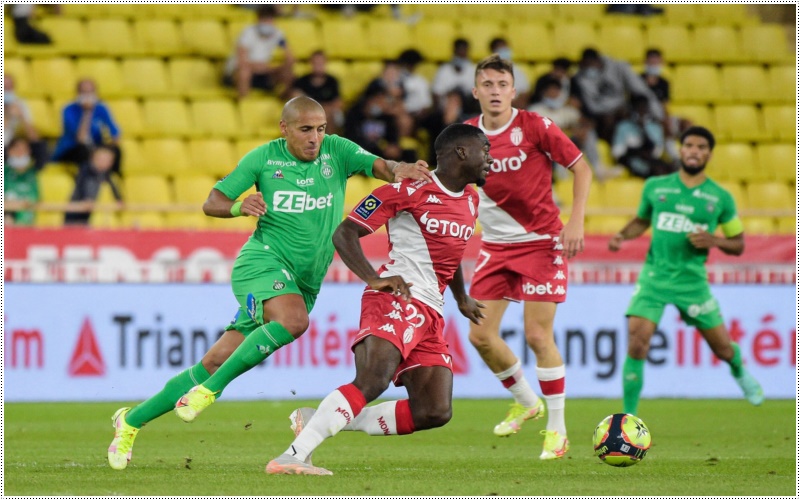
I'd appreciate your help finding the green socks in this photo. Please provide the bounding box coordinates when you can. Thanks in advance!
[727,342,744,378]
[203,322,295,393]
[125,362,211,428]
[622,356,645,416]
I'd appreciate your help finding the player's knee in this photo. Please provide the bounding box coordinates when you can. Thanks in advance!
[468,329,493,352]
[414,403,452,430]
[276,316,309,338]
[524,326,551,349]
[353,377,392,402]
[627,332,650,358]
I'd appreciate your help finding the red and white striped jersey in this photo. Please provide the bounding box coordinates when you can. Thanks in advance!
[347,174,478,313]
[465,108,582,243]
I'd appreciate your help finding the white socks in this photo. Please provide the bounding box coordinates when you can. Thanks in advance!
[495,359,541,408]
[536,365,566,436]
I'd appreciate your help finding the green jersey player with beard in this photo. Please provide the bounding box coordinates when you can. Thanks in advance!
[107,97,432,470]
[608,126,764,416]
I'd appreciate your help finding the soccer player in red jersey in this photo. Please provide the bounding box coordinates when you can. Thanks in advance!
[266,124,491,475]
[464,55,593,459]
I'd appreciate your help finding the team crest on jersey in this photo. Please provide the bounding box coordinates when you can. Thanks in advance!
[468,195,476,216]
[273,280,286,291]
[510,126,524,146]
[354,194,382,219]
[272,170,284,179]
[321,163,333,179]
[706,203,715,212]
[658,195,666,202]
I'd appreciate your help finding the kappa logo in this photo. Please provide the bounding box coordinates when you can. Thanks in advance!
[385,310,403,320]
[68,317,106,377]
[426,194,442,204]
[378,323,396,335]
[541,116,553,129]
[553,270,566,280]
[553,255,563,265]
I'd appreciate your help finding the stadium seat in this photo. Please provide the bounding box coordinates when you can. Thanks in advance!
[741,216,776,235]
[89,208,121,230]
[668,104,715,130]
[412,20,458,62]
[134,19,186,57]
[716,181,747,210]
[121,58,172,98]
[141,139,192,177]
[365,18,413,60]
[670,65,723,104]
[602,178,645,210]
[557,3,606,22]
[30,58,78,99]
[766,65,795,104]
[142,98,193,138]
[123,175,173,205]
[697,4,754,25]
[660,4,702,25]
[755,144,796,184]
[138,3,185,19]
[554,179,606,213]
[345,175,371,212]
[745,181,793,211]
[185,4,250,21]
[187,139,238,178]
[321,18,370,60]
[75,58,125,99]
[5,58,32,94]
[761,105,795,142]
[164,212,209,230]
[168,58,226,99]
[25,98,61,138]
[691,26,743,64]
[708,143,759,183]
[120,211,167,230]
[190,99,240,139]
[596,25,645,64]
[457,20,505,60]
[118,138,150,176]
[105,99,145,138]
[237,97,283,139]
[173,174,218,206]
[341,61,383,104]
[505,4,559,22]
[713,105,769,142]
[719,65,771,104]
[38,170,75,204]
[585,215,630,235]
[645,24,695,64]
[235,139,266,160]
[89,3,139,19]
[85,19,139,56]
[274,18,322,60]
[37,18,91,56]
[181,20,231,58]
[739,24,792,64]
[553,23,598,61]
[506,23,554,63]
[88,181,123,230]
[776,216,796,234]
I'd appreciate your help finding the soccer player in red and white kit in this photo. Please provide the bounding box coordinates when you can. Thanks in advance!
[464,55,593,459]
[266,124,491,475]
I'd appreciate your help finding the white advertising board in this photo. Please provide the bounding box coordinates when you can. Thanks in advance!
[4,284,795,402]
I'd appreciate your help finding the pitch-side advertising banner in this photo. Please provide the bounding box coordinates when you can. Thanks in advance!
[4,284,795,402]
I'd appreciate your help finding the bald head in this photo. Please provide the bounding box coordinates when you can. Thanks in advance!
[281,96,325,124]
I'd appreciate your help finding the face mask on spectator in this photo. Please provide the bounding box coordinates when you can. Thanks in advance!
[452,57,470,70]
[7,156,31,170]
[496,48,512,61]
[257,23,276,37]
[4,91,16,104]
[583,67,600,80]
[368,104,383,117]
[645,65,662,76]
[78,93,97,106]
[542,97,561,109]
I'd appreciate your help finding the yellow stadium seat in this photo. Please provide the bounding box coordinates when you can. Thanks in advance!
[740,24,792,64]
[745,181,793,211]
[716,181,746,210]
[766,65,795,104]
[119,138,150,176]
[713,105,769,142]
[365,18,413,60]
[190,99,240,139]
[554,179,606,213]
[168,58,226,99]
[138,4,184,19]
[709,143,758,183]
[586,215,631,236]
[4,17,18,56]
[596,25,645,64]
[121,58,172,98]
[5,58,32,95]
[506,24,554,63]
[173,174,218,206]
[75,58,125,99]
[719,65,771,104]
[274,18,321,60]
[691,26,743,64]
[165,212,209,230]
[345,175,370,212]
[120,211,166,230]
[25,98,60,138]
[85,19,139,56]
[37,18,91,56]
[89,209,121,230]
[661,4,702,25]
[505,4,559,21]
[697,4,754,25]
[141,139,191,177]
[412,20,457,62]
[38,170,75,203]
[755,144,796,184]
[134,19,186,57]
[181,20,231,58]
[186,4,250,21]
[671,65,722,104]
[208,214,258,232]
[645,25,695,64]
[142,99,193,138]
[124,175,173,205]
[761,105,795,142]
[553,22,598,61]
[741,216,776,235]
[106,99,145,138]
[776,216,796,234]
[90,4,139,19]
[188,139,238,178]
[556,3,606,22]
[341,61,383,104]
[237,97,283,139]
[30,58,78,99]
[602,178,645,210]
[668,104,715,130]
[457,20,505,60]
[235,139,266,161]
[321,18,370,60]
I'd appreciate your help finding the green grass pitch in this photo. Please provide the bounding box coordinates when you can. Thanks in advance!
[4,399,795,496]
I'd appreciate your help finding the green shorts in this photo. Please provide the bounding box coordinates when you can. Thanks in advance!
[625,280,724,330]
[226,253,317,334]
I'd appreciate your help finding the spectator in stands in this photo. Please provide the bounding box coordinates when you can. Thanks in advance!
[344,85,406,162]
[224,5,295,99]
[64,145,123,225]
[531,58,573,106]
[572,48,664,143]
[397,48,441,162]
[10,4,54,44]
[611,94,672,178]
[4,137,39,226]
[290,50,344,134]
[4,75,38,147]
[641,48,682,165]
[52,79,122,174]
[432,38,480,125]
[363,59,415,142]
[489,37,531,107]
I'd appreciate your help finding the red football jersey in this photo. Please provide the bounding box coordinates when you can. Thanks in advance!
[465,108,582,243]
[347,175,478,313]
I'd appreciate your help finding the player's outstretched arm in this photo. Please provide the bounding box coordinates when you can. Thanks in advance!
[333,218,413,301]
[608,217,651,251]
[202,188,266,218]
[449,265,486,325]
[372,158,432,183]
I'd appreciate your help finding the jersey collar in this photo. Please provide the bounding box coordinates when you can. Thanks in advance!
[432,172,464,197]
[477,108,518,136]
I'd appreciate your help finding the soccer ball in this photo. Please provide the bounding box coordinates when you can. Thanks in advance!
[593,413,651,467]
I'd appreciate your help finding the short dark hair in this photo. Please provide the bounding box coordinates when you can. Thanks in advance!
[489,37,507,52]
[580,48,601,63]
[453,38,469,51]
[475,54,514,82]
[256,5,278,19]
[680,126,716,151]
[552,57,572,71]
[434,123,484,157]
[398,49,424,67]
[539,76,562,91]
[645,48,662,58]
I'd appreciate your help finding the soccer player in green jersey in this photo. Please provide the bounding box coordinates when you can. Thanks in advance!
[608,126,764,416]
[107,96,432,470]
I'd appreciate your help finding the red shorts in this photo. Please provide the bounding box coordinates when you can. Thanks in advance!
[352,290,450,386]
[470,239,568,303]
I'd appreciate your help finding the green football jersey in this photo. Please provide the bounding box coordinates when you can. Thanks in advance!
[215,134,378,293]
[636,173,741,285]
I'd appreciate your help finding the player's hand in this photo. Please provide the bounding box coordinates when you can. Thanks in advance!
[457,296,486,325]
[687,230,716,249]
[608,233,624,252]
[368,276,413,302]
[559,219,585,259]
[240,192,267,217]
[393,160,432,183]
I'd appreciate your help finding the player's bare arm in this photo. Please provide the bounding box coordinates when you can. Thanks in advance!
[608,217,651,251]
[688,231,745,256]
[450,265,486,325]
[332,218,413,301]
[372,158,432,183]
[202,188,266,218]
[560,157,593,259]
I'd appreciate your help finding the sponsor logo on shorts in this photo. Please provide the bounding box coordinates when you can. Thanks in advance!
[687,298,718,318]
[273,191,334,213]
[553,255,563,265]
[522,282,566,296]
[246,293,258,322]
[354,194,382,219]
[553,270,566,280]
[273,281,286,291]
[385,310,402,320]
[378,323,396,335]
